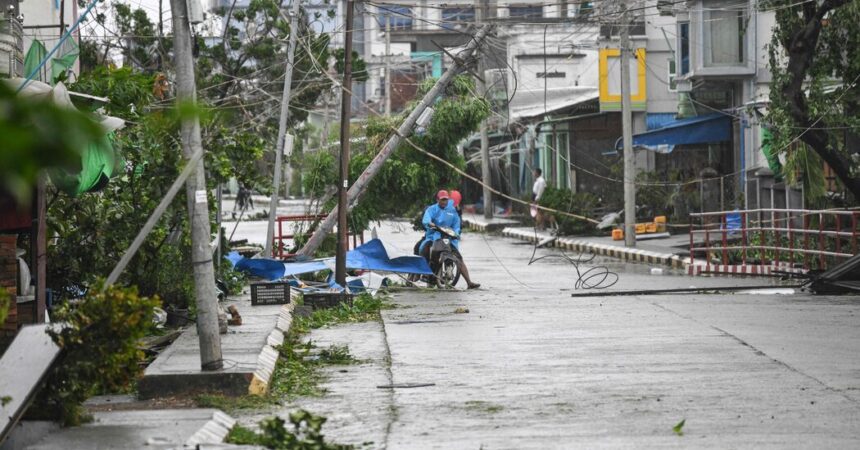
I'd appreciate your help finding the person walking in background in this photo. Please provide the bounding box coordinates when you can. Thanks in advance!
[532,168,547,230]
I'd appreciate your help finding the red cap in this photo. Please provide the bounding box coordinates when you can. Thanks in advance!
[436,190,450,200]
[449,190,462,207]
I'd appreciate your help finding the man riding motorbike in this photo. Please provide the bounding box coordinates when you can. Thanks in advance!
[418,190,480,289]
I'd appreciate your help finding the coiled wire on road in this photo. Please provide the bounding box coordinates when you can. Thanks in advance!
[527,226,619,290]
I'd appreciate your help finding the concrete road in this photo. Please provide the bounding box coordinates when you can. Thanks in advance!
[241,221,860,449]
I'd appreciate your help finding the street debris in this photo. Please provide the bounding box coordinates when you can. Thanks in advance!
[673,419,686,436]
[808,253,860,295]
[570,284,806,298]
[376,383,436,389]
[226,305,242,326]
[454,307,470,314]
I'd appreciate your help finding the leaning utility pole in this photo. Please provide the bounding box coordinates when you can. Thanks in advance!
[476,0,493,219]
[335,0,356,286]
[265,0,302,258]
[298,25,493,257]
[170,0,223,370]
[619,3,636,247]
[384,18,391,115]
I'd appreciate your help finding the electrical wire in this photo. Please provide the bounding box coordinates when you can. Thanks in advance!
[525,225,619,289]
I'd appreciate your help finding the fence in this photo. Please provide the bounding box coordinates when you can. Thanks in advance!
[688,208,859,275]
[273,214,364,260]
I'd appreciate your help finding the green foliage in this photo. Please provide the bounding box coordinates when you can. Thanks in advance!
[783,145,828,205]
[0,288,8,328]
[33,282,159,425]
[227,411,353,449]
[333,48,369,82]
[271,338,326,399]
[113,2,160,70]
[673,419,686,436]
[290,293,388,334]
[537,187,598,235]
[0,82,103,203]
[765,0,860,203]
[195,393,272,412]
[47,69,195,305]
[271,293,385,400]
[302,76,489,231]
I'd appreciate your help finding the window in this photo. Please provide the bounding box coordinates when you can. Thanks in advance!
[578,2,593,17]
[508,5,543,19]
[667,58,677,91]
[703,4,747,66]
[679,22,690,75]
[376,5,412,30]
[441,7,475,30]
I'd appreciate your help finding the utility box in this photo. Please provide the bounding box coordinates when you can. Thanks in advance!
[250,282,291,306]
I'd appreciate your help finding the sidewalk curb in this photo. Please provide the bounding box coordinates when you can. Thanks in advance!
[461,216,693,269]
[185,410,237,447]
[248,302,295,396]
[499,227,693,269]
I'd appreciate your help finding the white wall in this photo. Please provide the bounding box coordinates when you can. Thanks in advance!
[19,0,79,79]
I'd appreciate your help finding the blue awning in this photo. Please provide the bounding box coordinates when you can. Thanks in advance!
[621,113,733,154]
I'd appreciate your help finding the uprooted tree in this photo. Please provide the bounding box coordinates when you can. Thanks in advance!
[766,0,860,203]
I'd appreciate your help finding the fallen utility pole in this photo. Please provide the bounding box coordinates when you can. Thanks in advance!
[336,0,356,286]
[105,147,204,286]
[569,284,805,298]
[170,0,223,371]
[264,0,302,258]
[298,25,493,257]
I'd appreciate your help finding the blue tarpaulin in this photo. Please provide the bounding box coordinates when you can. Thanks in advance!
[227,239,432,281]
[232,254,292,281]
[621,113,732,154]
[345,239,432,275]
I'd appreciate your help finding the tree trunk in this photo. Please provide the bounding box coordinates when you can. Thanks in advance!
[780,0,860,200]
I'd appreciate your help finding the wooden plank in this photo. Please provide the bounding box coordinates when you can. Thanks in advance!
[0,324,61,442]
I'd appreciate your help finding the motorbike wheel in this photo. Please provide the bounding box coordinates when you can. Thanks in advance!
[435,255,461,289]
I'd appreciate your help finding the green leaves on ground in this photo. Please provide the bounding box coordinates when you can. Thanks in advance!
[32,282,159,425]
[227,411,353,449]
[673,418,686,436]
[291,293,389,334]
[271,294,385,399]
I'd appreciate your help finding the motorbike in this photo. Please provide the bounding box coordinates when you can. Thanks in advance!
[426,225,462,288]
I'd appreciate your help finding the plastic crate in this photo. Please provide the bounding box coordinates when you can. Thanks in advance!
[250,282,291,306]
[302,292,354,310]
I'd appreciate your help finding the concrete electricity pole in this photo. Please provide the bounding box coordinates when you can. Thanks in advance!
[298,25,493,257]
[335,0,356,286]
[170,0,223,370]
[265,0,302,258]
[384,18,392,115]
[476,0,493,219]
[619,3,636,247]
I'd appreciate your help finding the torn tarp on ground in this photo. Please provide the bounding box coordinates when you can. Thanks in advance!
[227,239,432,281]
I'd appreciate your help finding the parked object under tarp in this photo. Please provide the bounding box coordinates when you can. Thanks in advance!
[227,238,433,281]
[808,253,860,295]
